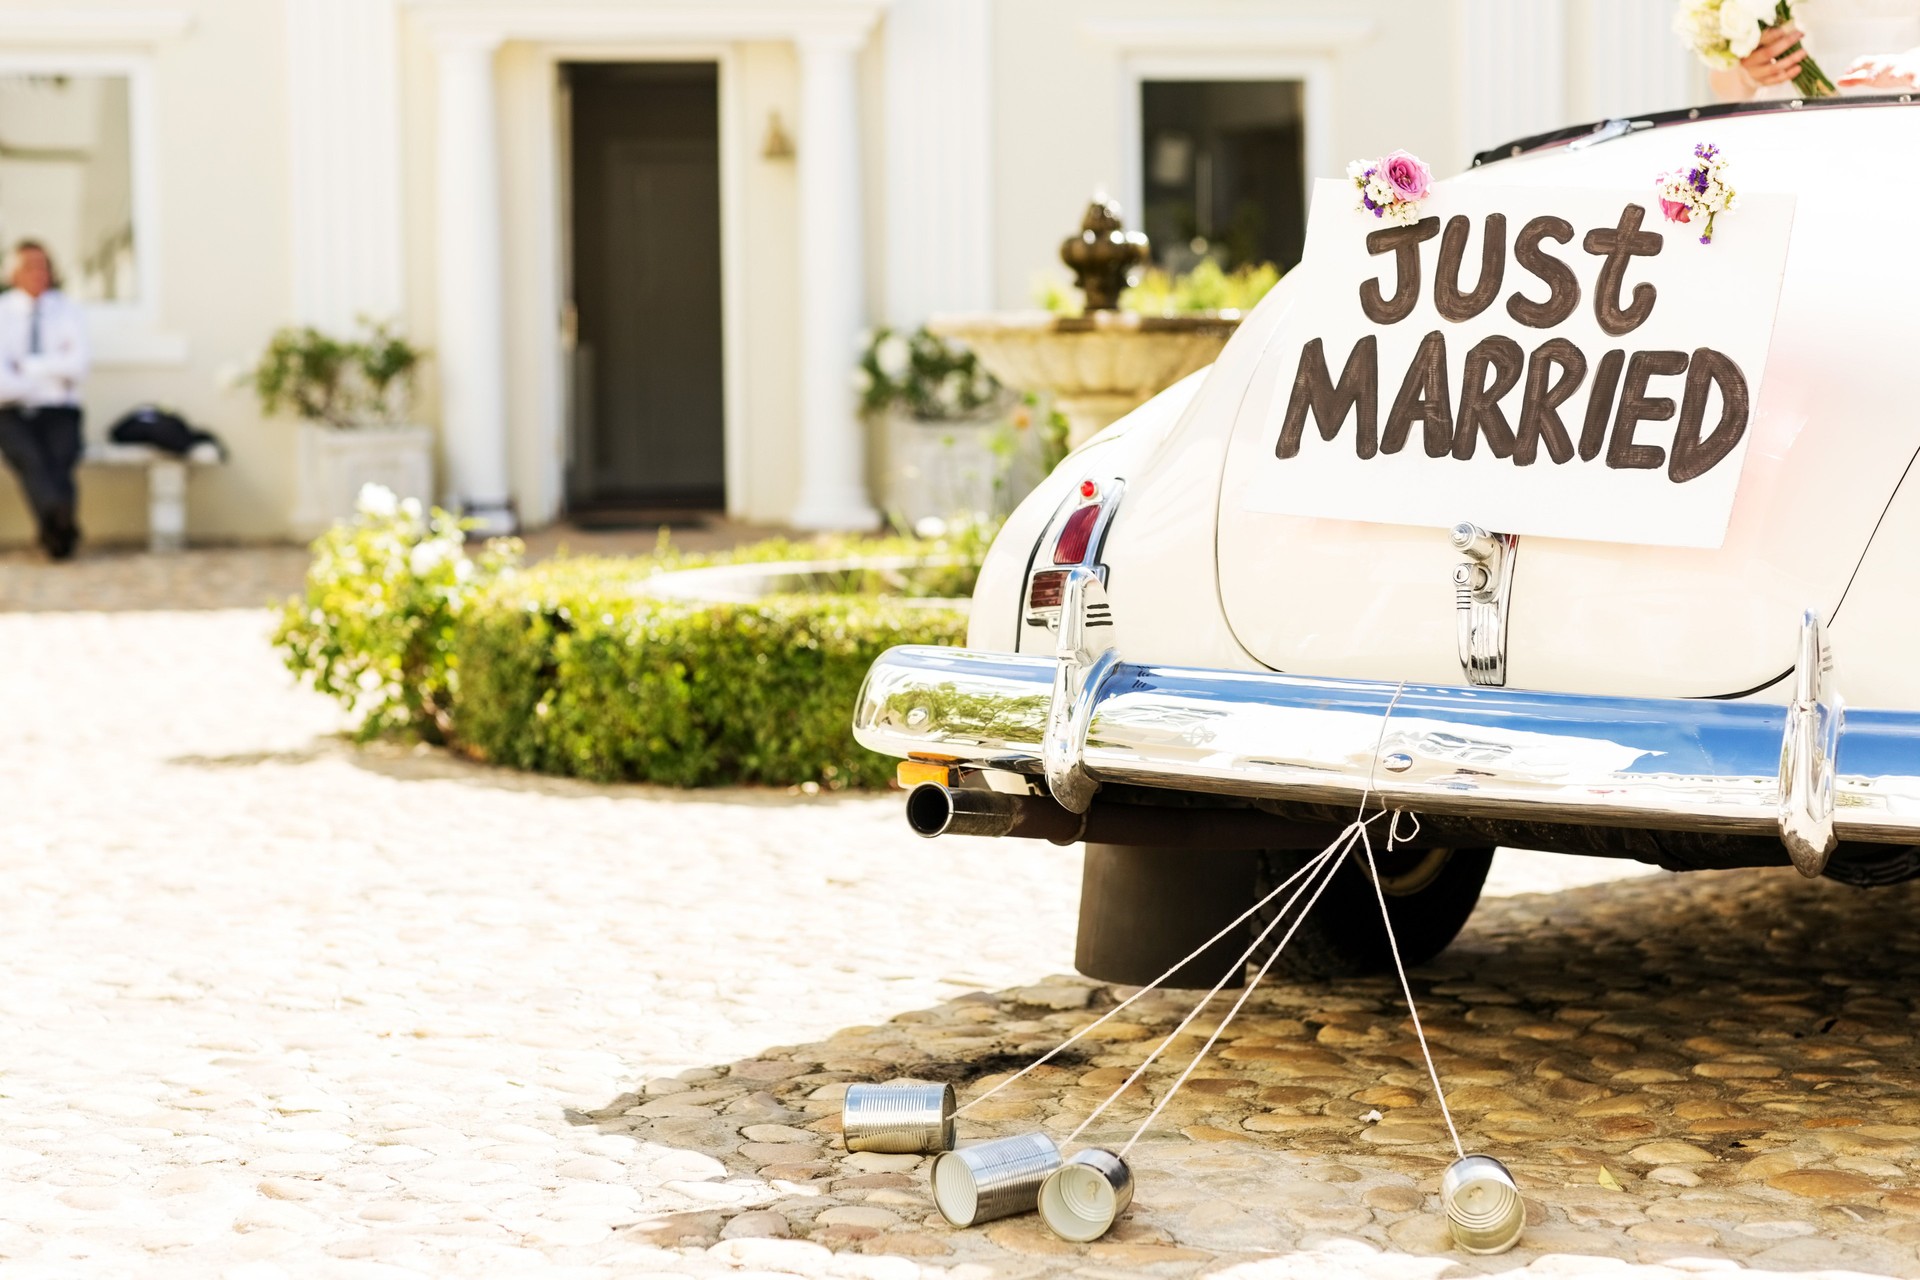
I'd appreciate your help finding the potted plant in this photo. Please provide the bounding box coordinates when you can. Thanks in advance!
[248,319,434,539]
[857,326,1032,529]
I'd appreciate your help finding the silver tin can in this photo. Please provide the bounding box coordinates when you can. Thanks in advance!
[1038,1147,1134,1242]
[930,1133,1062,1227]
[842,1082,956,1154]
[1442,1154,1525,1254]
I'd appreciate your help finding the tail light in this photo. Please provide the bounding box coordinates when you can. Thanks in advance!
[1052,479,1105,565]
[1052,504,1101,564]
[1027,477,1122,620]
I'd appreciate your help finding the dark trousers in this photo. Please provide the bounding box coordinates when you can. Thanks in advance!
[0,405,81,522]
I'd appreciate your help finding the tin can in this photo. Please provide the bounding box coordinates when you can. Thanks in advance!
[930,1133,1062,1226]
[842,1082,956,1154]
[1038,1147,1133,1241]
[1442,1154,1525,1254]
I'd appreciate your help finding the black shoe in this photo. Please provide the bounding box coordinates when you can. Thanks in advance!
[45,505,78,561]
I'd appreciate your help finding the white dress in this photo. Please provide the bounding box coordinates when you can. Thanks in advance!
[1754,0,1920,96]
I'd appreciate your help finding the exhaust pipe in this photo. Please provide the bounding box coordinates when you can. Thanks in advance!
[905,782,1077,840]
[902,783,1368,849]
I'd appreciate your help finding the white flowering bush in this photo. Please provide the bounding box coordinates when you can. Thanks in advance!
[274,484,521,742]
[854,326,1003,421]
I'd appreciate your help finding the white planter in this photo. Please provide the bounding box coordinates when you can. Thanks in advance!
[291,422,435,539]
[877,406,1057,530]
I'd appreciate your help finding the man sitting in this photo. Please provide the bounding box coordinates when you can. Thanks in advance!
[0,241,88,559]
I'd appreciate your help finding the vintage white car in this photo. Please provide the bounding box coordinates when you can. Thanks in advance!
[855,96,1920,986]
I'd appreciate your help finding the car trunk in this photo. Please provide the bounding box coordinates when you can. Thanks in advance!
[1215,106,1920,699]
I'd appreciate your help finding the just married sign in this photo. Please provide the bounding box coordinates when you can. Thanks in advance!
[1239,177,1797,547]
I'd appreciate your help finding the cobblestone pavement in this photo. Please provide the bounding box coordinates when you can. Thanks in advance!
[1,602,1915,1279]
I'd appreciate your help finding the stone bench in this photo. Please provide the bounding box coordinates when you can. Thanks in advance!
[82,441,225,553]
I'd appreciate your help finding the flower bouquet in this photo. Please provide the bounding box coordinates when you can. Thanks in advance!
[1657,143,1738,244]
[1348,150,1432,226]
[1674,0,1835,97]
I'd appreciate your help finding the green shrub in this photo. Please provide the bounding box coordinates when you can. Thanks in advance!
[275,497,982,786]
[452,556,969,789]
[274,487,521,743]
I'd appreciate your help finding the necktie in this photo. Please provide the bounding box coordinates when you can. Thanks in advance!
[28,299,39,355]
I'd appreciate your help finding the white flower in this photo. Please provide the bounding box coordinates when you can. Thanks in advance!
[875,334,911,379]
[1717,0,1775,57]
[212,360,248,392]
[913,516,948,538]
[357,483,398,518]
[855,328,875,354]
[851,367,874,395]
[400,497,423,520]
[409,538,457,577]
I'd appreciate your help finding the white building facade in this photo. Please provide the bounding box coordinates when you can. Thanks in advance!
[0,0,1700,544]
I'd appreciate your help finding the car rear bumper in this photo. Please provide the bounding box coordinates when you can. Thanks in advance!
[852,624,1920,872]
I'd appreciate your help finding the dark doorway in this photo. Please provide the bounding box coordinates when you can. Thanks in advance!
[566,61,724,513]
[1140,80,1306,274]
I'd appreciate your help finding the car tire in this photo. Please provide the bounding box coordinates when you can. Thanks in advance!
[1073,843,1258,989]
[1252,845,1493,980]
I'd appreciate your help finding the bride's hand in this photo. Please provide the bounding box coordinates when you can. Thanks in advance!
[1736,23,1810,90]
[1837,49,1920,89]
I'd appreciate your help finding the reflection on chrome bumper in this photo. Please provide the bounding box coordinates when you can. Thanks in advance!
[852,627,1920,864]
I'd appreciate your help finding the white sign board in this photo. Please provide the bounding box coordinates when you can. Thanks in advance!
[1239,178,1796,548]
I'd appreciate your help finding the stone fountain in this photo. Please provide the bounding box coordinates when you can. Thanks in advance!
[929,199,1242,448]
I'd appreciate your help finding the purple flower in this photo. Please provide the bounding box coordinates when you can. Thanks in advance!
[1699,233,1711,244]
[1379,150,1432,201]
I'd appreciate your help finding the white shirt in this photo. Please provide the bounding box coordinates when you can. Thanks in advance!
[0,287,87,410]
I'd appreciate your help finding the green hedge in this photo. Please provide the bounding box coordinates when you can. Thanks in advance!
[276,494,977,789]
[453,559,966,788]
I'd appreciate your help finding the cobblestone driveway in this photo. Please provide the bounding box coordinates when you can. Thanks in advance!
[1,600,1915,1279]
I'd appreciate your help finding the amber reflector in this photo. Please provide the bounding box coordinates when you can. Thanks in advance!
[897,760,955,789]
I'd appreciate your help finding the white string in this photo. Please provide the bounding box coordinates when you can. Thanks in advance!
[1063,834,1348,1143]
[953,822,1378,1115]
[1115,827,1358,1156]
[1095,679,1417,1158]
[1359,812,1466,1161]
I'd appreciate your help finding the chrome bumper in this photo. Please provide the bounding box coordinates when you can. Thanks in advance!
[852,586,1920,875]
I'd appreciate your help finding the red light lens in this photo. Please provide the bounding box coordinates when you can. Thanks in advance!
[1028,570,1066,610]
[1079,479,1098,500]
[1053,504,1100,565]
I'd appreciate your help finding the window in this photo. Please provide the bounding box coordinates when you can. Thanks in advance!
[1140,80,1306,273]
[0,73,136,301]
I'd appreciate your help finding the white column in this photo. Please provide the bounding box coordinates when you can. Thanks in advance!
[1457,0,1568,168]
[882,0,992,324]
[285,0,403,330]
[1577,0,1703,121]
[790,33,880,532]
[433,36,514,530]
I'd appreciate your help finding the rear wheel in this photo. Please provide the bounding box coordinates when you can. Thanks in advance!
[1253,845,1493,979]
[1073,843,1256,989]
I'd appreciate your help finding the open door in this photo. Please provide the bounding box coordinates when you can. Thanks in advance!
[564,62,725,515]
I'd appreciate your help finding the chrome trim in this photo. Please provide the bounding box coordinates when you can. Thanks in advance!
[1779,610,1841,874]
[1042,568,1115,812]
[851,631,1920,853]
[1450,522,1516,687]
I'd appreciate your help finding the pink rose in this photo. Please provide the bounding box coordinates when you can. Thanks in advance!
[1659,197,1692,224]
[1380,150,1432,201]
